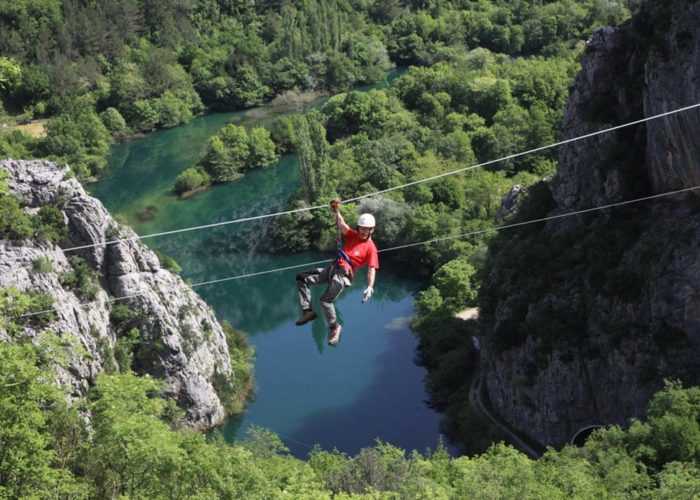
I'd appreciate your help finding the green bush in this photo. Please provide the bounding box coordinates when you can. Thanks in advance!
[35,204,66,242]
[0,171,34,240]
[43,97,112,179]
[124,100,158,132]
[173,167,210,195]
[213,321,255,414]
[0,286,56,333]
[60,255,101,300]
[153,91,192,128]
[0,129,38,158]
[114,328,140,372]
[246,127,277,168]
[32,256,54,273]
[100,107,129,139]
[154,249,182,274]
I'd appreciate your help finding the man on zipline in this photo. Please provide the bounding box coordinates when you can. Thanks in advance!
[295,199,379,346]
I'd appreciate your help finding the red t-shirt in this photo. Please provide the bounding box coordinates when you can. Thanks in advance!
[338,229,379,273]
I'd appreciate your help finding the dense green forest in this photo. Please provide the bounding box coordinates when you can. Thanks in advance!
[2,328,700,498]
[0,0,633,179]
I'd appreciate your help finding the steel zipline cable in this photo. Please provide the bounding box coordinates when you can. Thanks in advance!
[15,100,700,259]
[12,184,700,320]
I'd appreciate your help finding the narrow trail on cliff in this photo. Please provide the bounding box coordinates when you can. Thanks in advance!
[468,367,543,459]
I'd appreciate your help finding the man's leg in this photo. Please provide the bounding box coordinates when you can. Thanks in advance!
[295,267,330,325]
[320,270,346,328]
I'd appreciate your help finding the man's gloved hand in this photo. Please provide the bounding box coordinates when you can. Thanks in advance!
[330,199,341,213]
[361,286,374,303]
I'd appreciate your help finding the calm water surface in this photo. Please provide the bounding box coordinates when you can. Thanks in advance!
[91,102,453,458]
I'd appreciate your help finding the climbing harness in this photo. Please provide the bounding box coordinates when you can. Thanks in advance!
[331,200,353,284]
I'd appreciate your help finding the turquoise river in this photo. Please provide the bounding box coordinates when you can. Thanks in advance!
[90,102,456,458]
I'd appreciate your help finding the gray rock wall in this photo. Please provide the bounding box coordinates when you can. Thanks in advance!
[480,0,700,447]
[644,1,700,192]
[0,159,234,429]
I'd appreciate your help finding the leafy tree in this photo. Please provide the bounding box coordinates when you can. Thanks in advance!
[626,380,700,470]
[0,342,79,498]
[269,57,310,92]
[124,99,159,132]
[0,56,21,92]
[323,89,394,141]
[43,97,111,178]
[293,112,329,203]
[100,107,130,139]
[246,127,277,168]
[356,196,412,246]
[199,124,254,182]
[219,124,250,163]
[433,258,478,310]
[269,115,297,154]
[325,50,358,92]
[347,35,392,84]
[415,285,443,316]
[201,136,239,182]
[0,130,38,159]
[153,91,192,128]
[229,65,270,108]
[85,373,183,498]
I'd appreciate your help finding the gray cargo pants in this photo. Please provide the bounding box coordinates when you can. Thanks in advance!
[296,265,351,328]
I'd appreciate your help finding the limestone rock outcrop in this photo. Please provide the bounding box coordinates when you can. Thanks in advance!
[0,159,234,429]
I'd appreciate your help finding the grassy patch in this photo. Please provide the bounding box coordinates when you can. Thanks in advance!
[15,119,48,138]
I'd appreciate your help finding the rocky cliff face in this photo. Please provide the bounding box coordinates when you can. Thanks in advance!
[480,0,700,447]
[0,159,234,429]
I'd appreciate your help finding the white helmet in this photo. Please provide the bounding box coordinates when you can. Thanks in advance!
[358,213,375,228]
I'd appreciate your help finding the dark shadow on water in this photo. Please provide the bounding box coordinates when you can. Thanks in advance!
[280,326,461,459]
[312,314,329,354]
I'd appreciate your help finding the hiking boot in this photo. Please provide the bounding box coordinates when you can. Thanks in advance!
[295,310,318,326]
[328,324,342,346]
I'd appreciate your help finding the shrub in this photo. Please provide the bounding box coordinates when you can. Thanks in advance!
[212,321,255,414]
[173,167,210,195]
[60,255,101,300]
[100,107,129,139]
[32,256,54,273]
[153,91,192,128]
[0,287,57,335]
[35,204,67,242]
[114,328,140,372]
[0,173,34,240]
[154,250,182,274]
[125,99,158,131]
[246,127,277,168]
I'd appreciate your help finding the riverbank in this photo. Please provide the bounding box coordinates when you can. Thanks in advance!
[269,89,329,110]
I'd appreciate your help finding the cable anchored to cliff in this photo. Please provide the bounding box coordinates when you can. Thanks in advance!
[16,100,700,260]
[11,184,699,320]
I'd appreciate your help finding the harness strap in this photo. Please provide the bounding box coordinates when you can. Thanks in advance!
[336,247,352,269]
[333,209,353,272]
